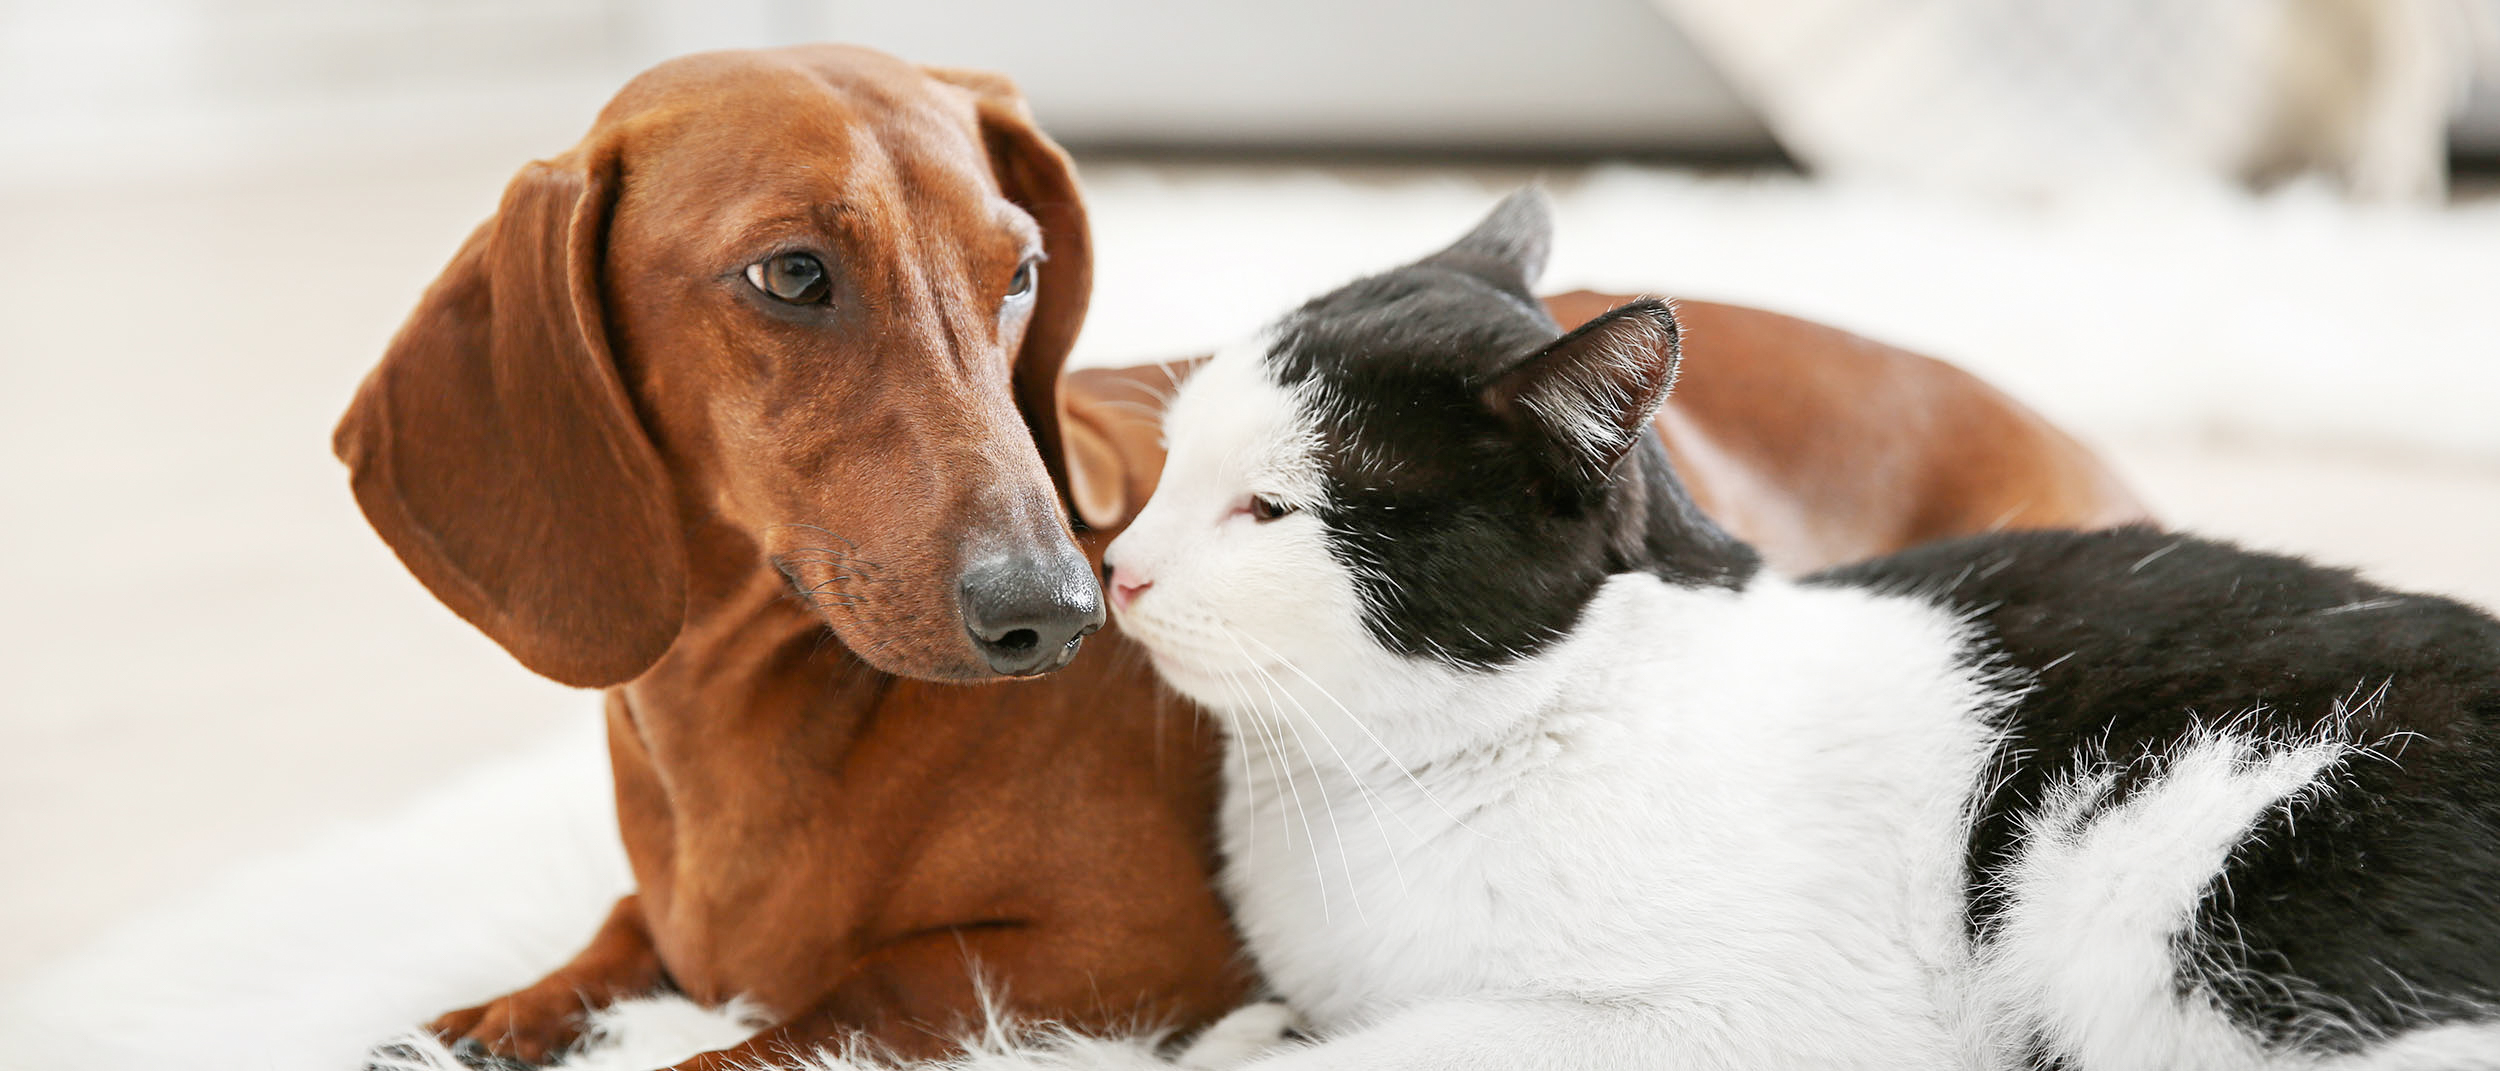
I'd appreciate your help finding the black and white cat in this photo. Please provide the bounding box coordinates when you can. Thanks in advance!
[1102,192,2500,1070]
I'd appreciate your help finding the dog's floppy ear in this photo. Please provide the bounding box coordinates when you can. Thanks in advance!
[927,66,1094,517]
[334,145,686,688]
[1483,297,1683,490]
[1056,360,1202,530]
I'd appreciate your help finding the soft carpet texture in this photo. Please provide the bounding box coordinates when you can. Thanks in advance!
[0,712,1193,1070]
[0,715,656,1070]
[4,166,2494,1070]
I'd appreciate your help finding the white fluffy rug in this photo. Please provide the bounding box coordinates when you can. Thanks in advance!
[0,714,664,1069]
[0,713,1180,1071]
[5,166,2496,1070]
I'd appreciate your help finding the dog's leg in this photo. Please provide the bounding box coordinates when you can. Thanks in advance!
[427,894,669,1066]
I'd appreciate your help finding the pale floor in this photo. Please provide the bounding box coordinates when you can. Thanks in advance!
[3,156,2495,985]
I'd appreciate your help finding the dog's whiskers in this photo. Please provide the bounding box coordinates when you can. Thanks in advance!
[766,523,861,551]
[1094,398,1170,420]
[779,557,882,577]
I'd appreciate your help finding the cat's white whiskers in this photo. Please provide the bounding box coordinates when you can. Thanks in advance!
[1229,662,1337,923]
[1163,639,1261,874]
[1226,643,1351,924]
[1202,651,1321,918]
[1232,627,1509,843]
[1220,623,1388,916]
[1219,623,1416,895]
[1158,602,1360,920]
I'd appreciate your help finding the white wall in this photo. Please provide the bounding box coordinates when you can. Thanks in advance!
[2,0,1767,193]
[13,0,2500,197]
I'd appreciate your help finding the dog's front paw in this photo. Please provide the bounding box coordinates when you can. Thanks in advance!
[362,1036,533,1071]
[415,986,591,1069]
[1176,1001,1302,1070]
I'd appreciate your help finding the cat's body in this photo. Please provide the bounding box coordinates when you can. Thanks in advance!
[1215,570,1993,1067]
[1834,527,2500,1062]
[1104,192,2500,1070]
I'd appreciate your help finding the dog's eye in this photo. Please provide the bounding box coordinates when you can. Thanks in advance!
[746,253,830,305]
[1005,257,1039,301]
[1246,496,1296,523]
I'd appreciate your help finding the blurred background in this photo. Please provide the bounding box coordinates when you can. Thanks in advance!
[4,0,2499,991]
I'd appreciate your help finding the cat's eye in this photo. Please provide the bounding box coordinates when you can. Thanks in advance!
[1246,496,1296,522]
[746,252,831,305]
[1005,256,1039,302]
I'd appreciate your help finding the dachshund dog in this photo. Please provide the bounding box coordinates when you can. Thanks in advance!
[336,45,2146,1070]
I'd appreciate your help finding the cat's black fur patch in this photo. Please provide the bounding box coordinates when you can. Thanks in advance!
[1815,526,2500,1050]
[1262,261,1756,668]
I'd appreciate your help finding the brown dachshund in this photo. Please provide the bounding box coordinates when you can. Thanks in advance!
[336,45,2146,1070]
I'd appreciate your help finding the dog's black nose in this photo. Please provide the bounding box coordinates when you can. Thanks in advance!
[960,546,1104,676]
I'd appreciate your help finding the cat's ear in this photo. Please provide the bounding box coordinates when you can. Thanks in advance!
[1483,297,1681,486]
[1415,188,1552,295]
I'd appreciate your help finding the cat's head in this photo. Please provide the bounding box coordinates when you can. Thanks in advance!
[1105,191,1755,728]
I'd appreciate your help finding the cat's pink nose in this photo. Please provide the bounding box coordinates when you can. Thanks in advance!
[1106,565,1153,611]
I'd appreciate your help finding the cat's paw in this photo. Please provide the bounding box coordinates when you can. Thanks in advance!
[1175,1001,1302,1069]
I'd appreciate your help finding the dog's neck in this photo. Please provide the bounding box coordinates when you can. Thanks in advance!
[591,506,1240,1015]
[619,517,887,738]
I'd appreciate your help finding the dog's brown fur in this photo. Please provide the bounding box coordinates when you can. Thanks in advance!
[338,45,2146,1070]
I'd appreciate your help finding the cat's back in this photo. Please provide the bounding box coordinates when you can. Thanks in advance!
[1815,525,2500,1053]
[1815,524,2500,683]
[1810,524,2500,780]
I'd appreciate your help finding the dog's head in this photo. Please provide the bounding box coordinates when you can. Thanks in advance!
[336,45,1101,687]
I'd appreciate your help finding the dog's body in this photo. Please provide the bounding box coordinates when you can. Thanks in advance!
[339,46,2146,1069]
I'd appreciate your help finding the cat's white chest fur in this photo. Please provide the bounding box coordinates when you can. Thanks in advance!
[1214,574,2004,1065]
